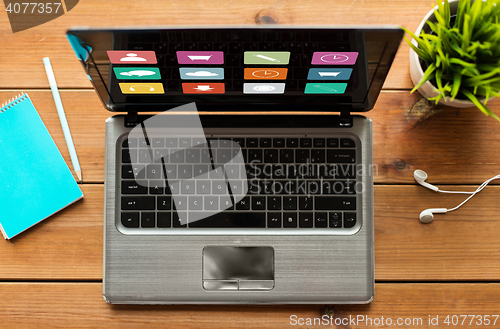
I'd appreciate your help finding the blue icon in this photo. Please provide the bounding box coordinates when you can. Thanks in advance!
[307,68,352,80]
[179,68,224,80]
[304,83,347,94]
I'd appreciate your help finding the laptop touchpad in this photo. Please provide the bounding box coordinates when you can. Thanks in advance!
[203,246,274,291]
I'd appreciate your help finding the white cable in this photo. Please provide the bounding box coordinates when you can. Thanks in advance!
[436,189,474,194]
[446,175,500,212]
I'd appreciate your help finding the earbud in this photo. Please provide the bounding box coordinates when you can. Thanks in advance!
[415,169,500,224]
[419,208,448,223]
[414,169,439,192]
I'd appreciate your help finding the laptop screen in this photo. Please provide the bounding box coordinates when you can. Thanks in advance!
[67,27,402,112]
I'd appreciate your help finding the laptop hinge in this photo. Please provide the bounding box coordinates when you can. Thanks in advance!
[339,111,353,127]
[125,111,139,127]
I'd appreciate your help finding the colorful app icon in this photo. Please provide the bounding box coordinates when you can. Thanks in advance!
[182,83,225,94]
[107,51,157,64]
[179,68,224,80]
[119,83,164,94]
[244,52,290,65]
[304,83,347,94]
[243,83,285,94]
[244,68,288,80]
[307,68,352,80]
[311,52,359,65]
[113,67,161,80]
[176,51,224,65]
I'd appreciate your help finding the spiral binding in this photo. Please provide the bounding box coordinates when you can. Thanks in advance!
[0,92,27,113]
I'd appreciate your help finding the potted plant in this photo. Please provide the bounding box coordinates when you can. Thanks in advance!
[404,0,500,121]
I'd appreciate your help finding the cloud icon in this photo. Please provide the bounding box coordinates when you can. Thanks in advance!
[186,71,219,77]
[120,70,156,77]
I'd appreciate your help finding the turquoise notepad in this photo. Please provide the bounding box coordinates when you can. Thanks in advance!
[0,93,83,239]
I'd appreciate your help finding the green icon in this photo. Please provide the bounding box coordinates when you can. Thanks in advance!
[113,67,161,80]
[304,83,347,94]
[244,52,290,65]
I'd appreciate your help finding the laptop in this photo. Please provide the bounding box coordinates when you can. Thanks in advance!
[67,26,403,304]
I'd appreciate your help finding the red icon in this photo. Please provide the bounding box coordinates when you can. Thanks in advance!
[107,51,157,64]
[182,83,225,94]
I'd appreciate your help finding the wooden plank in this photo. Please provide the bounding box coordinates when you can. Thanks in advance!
[1,90,499,185]
[1,185,499,281]
[0,185,103,280]
[0,0,437,89]
[375,185,500,281]
[371,93,500,184]
[1,282,500,328]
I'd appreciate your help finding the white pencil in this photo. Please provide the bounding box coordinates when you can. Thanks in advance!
[43,57,83,183]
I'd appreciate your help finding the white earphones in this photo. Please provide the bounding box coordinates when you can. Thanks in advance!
[414,169,500,223]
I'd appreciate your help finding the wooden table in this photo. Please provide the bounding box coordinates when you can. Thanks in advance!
[1,1,500,327]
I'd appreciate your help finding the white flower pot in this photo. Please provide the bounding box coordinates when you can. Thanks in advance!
[409,0,477,108]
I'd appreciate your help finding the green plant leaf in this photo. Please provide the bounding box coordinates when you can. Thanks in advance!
[462,89,500,121]
[411,62,436,93]
[450,72,461,100]
[404,36,433,63]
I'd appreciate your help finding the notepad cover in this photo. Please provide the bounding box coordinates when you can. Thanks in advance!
[0,94,83,239]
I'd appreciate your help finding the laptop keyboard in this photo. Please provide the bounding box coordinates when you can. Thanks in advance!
[119,135,359,231]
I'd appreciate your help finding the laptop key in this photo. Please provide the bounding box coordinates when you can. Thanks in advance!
[166,138,178,148]
[313,138,325,147]
[315,196,356,210]
[122,138,136,148]
[300,138,312,147]
[121,196,155,210]
[267,196,282,210]
[273,138,285,147]
[264,149,279,163]
[327,138,339,148]
[121,212,139,228]
[286,138,299,147]
[267,213,282,228]
[149,181,164,194]
[246,138,258,147]
[121,180,148,194]
[147,164,162,178]
[283,196,297,210]
[152,138,164,148]
[248,149,263,163]
[235,196,251,210]
[311,149,325,163]
[299,212,314,228]
[279,149,294,163]
[340,138,356,148]
[172,212,187,228]
[335,164,356,179]
[122,165,135,179]
[188,212,266,228]
[122,149,136,163]
[139,149,152,163]
[327,149,356,163]
[314,212,328,228]
[344,212,356,228]
[157,212,171,228]
[141,212,156,228]
[295,149,310,163]
[299,196,313,210]
[252,196,266,210]
[283,213,297,227]
[232,138,245,148]
[329,212,342,228]
[157,196,171,210]
[260,138,272,147]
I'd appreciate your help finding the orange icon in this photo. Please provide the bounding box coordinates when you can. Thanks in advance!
[244,68,288,80]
